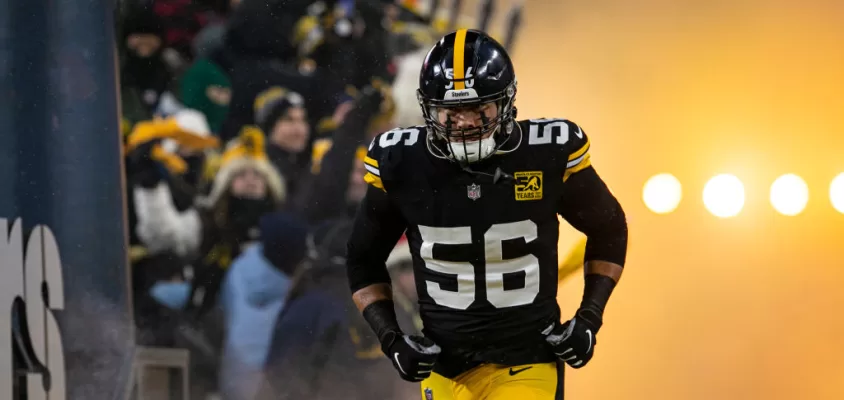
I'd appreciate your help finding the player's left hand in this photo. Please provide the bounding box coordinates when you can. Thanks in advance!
[542,307,603,368]
[382,332,441,382]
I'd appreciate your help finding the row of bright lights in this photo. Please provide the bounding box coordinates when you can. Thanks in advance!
[642,172,844,217]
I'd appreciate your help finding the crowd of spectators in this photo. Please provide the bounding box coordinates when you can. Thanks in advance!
[119,0,436,398]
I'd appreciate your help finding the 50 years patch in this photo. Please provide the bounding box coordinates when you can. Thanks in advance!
[514,171,543,201]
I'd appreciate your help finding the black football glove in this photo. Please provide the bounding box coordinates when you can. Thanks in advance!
[542,307,603,368]
[380,331,441,382]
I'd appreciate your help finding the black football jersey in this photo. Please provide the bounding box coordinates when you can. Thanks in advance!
[354,118,593,377]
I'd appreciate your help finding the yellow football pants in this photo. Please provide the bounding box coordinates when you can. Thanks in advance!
[420,362,563,400]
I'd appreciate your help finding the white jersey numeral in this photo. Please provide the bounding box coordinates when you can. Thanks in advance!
[418,220,540,310]
[527,119,571,145]
[379,128,421,148]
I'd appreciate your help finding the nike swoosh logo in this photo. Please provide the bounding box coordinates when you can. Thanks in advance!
[509,366,533,376]
[393,352,407,375]
[585,330,593,354]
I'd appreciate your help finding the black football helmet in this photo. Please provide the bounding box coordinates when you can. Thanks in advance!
[417,29,518,164]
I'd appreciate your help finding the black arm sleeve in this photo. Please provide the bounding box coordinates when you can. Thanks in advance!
[557,166,628,267]
[346,185,408,292]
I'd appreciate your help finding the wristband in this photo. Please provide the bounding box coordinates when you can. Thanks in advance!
[580,274,617,315]
[361,299,402,347]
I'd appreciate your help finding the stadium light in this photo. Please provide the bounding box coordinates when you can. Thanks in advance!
[642,173,682,214]
[770,174,809,216]
[703,174,745,218]
[831,173,844,214]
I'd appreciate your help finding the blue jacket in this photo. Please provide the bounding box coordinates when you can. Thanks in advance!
[220,244,292,367]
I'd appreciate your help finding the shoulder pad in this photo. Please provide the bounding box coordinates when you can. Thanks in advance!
[519,118,591,182]
[362,125,427,191]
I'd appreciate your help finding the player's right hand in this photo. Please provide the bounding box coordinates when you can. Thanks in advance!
[381,332,441,382]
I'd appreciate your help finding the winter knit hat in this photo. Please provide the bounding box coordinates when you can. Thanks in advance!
[121,4,165,40]
[253,86,306,135]
[159,109,216,153]
[259,212,311,276]
[200,126,286,207]
[180,58,231,134]
[125,109,220,175]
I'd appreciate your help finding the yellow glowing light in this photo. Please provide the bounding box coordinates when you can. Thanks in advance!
[703,174,745,218]
[831,173,844,214]
[769,174,809,216]
[642,173,682,214]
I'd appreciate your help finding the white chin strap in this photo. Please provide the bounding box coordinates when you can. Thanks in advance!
[448,136,496,163]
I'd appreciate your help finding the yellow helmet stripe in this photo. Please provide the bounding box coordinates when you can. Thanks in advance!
[452,29,468,90]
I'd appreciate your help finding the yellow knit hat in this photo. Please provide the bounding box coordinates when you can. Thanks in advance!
[125,111,220,176]
[200,126,286,207]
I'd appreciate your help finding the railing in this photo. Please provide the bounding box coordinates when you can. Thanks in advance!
[130,347,191,400]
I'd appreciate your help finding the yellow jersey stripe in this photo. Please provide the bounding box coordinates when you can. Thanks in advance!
[563,153,592,182]
[364,172,385,191]
[568,138,590,162]
[364,156,379,168]
[453,29,468,90]
[364,163,380,176]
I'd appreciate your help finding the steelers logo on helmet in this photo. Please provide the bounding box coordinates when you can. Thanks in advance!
[417,29,518,164]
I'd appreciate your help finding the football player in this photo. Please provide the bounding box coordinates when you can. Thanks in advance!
[346,29,628,399]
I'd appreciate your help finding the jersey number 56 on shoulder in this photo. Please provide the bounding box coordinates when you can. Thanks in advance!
[419,220,539,310]
[527,118,582,146]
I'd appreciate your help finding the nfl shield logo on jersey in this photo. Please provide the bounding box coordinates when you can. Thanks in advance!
[424,387,434,400]
[467,183,482,200]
